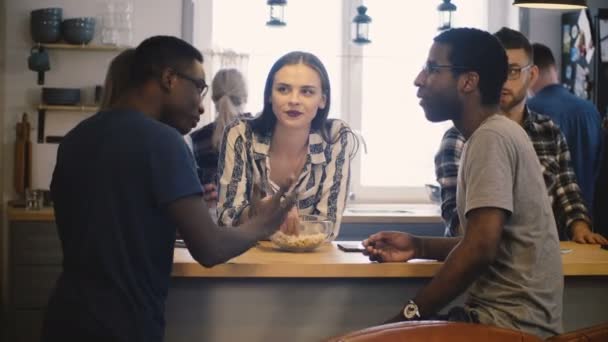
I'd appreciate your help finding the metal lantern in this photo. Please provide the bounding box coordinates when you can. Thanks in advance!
[352,5,372,45]
[266,0,287,27]
[438,0,457,31]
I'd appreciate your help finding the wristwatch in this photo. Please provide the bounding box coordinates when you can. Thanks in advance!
[402,299,421,320]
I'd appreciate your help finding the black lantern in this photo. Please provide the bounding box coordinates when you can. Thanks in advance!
[438,0,457,31]
[352,5,372,45]
[513,0,587,9]
[266,0,287,27]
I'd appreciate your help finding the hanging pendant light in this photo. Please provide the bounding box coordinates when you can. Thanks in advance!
[513,0,587,10]
[352,5,372,45]
[266,0,287,27]
[438,0,457,31]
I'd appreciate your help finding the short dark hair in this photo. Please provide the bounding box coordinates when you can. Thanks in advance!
[251,51,332,141]
[494,27,533,61]
[130,36,203,86]
[532,43,556,70]
[434,28,508,105]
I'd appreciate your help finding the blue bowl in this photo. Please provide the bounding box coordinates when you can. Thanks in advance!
[31,19,61,43]
[31,7,63,20]
[61,17,96,45]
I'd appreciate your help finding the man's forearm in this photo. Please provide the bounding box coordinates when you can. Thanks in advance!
[413,239,493,317]
[199,219,267,267]
[418,236,461,261]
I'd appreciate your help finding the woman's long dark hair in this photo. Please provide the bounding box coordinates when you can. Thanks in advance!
[250,51,357,154]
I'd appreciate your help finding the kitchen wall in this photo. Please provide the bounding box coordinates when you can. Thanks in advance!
[2,0,184,195]
[487,0,520,33]
[0,0,184,319]
[526,0,608,74]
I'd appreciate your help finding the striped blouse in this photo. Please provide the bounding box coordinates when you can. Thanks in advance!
[217,118,355,238]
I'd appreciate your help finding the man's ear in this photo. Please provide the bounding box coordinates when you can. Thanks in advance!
[160,68,175,93]
[529,65,539,88]
[459,71,479,94]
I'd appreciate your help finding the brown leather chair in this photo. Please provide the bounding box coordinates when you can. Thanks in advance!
[325,321,544,342]
[546,322,608,342]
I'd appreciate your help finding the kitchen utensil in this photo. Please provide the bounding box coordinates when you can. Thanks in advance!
[14,113,32,195]
[101,0,133,46]
[25,188,43,210]
[28,46,50,85]
[45,136,63,144]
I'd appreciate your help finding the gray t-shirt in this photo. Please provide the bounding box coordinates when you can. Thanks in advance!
[457,114,563,338]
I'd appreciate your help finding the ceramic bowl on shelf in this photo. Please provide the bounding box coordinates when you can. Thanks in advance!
[61,17,96,45]
[270,215,333,252]
[30,8,63,43]
[42,88,81,106]
[31,7,63,20]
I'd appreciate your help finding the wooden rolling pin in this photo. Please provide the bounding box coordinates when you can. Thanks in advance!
[14,113,32,195]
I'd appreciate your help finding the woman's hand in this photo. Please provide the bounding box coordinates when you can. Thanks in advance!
[202,183,218,207]
[280,207,300,235]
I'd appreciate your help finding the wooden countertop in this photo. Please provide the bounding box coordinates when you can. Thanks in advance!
[6,206,55,221]
[172,241,608,278]
[7,204,442,224]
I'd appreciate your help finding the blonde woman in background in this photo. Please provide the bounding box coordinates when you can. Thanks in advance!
[99,48,135,110]
[190,68,251,208]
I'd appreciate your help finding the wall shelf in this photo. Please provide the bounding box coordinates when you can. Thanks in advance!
[38,104,99,112]
[37,43,130,51]
[37,104,99,143]
[31,43,131,85]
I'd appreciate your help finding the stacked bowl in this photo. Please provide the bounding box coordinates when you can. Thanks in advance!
[61,17,96,45]
[42,88,81,106]
[30,8,62,43]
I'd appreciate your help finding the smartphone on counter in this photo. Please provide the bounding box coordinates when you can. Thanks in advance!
[337,243,365,253]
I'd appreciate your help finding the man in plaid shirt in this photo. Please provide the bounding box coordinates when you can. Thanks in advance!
[435,27,607,244]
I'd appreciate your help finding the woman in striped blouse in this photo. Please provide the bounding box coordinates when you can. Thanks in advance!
[217,51,358,238]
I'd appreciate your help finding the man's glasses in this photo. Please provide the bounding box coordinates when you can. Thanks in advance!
[507,63,532,80]
[422,63,469,74]
[174,71,209,97]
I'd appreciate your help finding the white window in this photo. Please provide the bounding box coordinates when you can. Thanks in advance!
[193,0,488,203]
[210,0,343,118]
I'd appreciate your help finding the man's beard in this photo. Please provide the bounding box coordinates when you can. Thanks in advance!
[501,89,526,112]
[501,77,530,112]
[426,92,463,122]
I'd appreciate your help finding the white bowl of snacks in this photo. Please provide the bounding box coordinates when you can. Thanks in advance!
[270,215,333,252]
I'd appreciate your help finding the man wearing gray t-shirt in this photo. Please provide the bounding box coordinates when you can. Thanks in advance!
[363,28,563,338]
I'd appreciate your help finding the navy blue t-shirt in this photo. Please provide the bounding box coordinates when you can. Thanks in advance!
[44,110,202,342]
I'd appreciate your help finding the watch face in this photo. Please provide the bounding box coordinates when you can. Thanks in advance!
[403,303,419,320]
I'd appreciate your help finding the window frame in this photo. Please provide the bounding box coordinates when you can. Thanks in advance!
[187,0,508,204]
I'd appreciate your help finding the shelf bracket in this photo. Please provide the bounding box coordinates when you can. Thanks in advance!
[37,108,46,143]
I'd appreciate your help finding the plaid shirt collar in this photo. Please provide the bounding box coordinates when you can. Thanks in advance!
[522,106,539,130]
